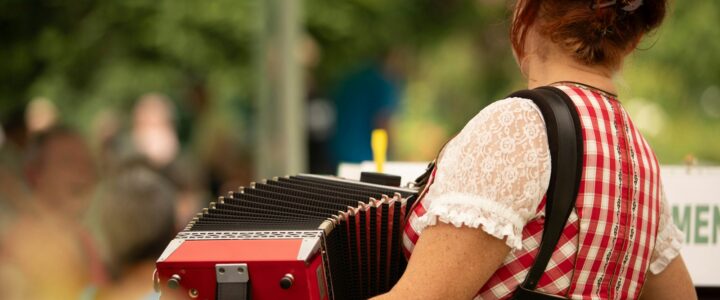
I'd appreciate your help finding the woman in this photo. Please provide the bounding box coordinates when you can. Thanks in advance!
[374,0,696,299]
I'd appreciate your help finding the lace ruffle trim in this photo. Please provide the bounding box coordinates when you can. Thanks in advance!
[411,192,528,250]
[648,224,684,274]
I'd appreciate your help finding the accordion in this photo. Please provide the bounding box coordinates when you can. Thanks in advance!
[155,174,418,300]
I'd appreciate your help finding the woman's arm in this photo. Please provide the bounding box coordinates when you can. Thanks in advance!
[371,98,551,299]
[639,255,696,300]
[641,184,695,300]
[372,222,511,300]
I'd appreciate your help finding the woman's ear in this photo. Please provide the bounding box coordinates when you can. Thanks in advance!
[517,26,548,78]
[627,33,644,53]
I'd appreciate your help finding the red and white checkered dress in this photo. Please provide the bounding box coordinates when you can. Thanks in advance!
[403,83,683,300]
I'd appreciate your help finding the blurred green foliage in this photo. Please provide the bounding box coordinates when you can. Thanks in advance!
[0,0,260,134]
[620,2,720,163]
[0,0,718,164]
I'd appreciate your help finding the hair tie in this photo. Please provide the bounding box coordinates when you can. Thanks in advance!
[592,0,643,12]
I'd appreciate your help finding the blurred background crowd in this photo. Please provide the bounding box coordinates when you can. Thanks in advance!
[0,0,718,299]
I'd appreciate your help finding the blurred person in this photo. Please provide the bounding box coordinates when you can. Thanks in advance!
[301,33,337,174]
[194,119,252,196]
[183,78,252,196]
[163,155,209,232]
[89,157,177,300]
[132,93,180,169]
[0,111,31,299]
[329,46,410,168]
[22,126,107,283]
[374,0,695,299]
[0,111,35,300]
[0,126,104,299]
[132,89,211,229]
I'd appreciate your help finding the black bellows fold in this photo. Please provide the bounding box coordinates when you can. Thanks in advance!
[185,174,418,300]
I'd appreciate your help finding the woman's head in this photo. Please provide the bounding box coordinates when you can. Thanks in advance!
[511,0,667,70]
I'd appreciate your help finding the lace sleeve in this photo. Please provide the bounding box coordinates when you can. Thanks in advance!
[411,97,552,250]
[648,184,684,274]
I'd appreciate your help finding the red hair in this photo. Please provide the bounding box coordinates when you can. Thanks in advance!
[511,0,667,68]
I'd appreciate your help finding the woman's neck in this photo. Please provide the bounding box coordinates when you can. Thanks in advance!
[525,52,618,95]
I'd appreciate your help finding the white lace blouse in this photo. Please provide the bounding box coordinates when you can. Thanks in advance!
[409,97,683,274]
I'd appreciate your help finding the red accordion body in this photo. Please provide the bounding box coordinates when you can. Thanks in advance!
[156,235,329,299]
[154,174,417,300]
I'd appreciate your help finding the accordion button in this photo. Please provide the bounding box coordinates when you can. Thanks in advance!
[168,274,181,289]
[280,274,294,289]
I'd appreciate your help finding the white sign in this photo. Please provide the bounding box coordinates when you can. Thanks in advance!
[338,162,720,286]
[662,166,720,287]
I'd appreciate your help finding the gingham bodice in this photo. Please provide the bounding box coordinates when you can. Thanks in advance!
[402,84,683,300]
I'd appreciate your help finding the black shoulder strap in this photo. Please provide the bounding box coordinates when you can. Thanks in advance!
[508,86,584,297]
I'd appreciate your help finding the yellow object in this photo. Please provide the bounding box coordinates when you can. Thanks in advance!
[372,129,388,173]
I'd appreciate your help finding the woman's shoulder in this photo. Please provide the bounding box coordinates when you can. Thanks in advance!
[458,96,544,137]
[440,95,550,167]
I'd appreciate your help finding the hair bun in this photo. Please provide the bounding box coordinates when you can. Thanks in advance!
[511,0,667,69]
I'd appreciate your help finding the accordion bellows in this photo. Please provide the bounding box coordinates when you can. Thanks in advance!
[155,174,418,300]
